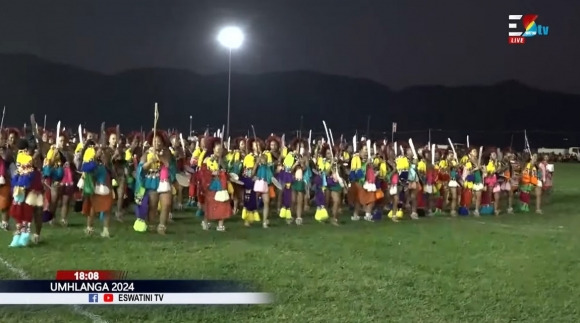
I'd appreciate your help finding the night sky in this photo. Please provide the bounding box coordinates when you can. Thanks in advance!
[1,0,578,93]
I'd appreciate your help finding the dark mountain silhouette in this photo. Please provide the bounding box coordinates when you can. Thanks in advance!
[0,53,578,147]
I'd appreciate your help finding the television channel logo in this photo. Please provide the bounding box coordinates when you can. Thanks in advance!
[508,14,549,44]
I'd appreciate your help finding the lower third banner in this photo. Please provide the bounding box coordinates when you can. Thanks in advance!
[0,293,273,305]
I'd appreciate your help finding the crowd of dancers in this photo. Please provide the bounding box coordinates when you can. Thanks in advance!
[0,113,555,247]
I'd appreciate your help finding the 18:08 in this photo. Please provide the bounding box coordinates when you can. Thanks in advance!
[73,272,100,280]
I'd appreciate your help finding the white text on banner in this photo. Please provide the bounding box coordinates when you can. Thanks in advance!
[0,293,273,305]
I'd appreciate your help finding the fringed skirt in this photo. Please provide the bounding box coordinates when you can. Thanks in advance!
[82,193,114,215]
[347,182,376,206]
[0,183,11,211]
[204,191,232,221]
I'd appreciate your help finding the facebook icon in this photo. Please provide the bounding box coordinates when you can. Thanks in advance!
[88,294,99,303]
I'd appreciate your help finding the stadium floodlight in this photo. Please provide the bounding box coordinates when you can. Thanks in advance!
[217,26,244,50]
[217,26,244,140]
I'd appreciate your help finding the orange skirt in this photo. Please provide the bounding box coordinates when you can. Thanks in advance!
[82,193,114,215]
[0,184,11,211]
[347,183,376,205]
[268,185,276,199]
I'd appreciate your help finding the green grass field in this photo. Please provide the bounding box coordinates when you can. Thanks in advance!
[0,164,579,322]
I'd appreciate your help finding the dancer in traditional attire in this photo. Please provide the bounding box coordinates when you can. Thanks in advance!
[0,146,11,230]
[189,136,207,215]
[42,133,75,225]
[539,154,553,198]
[520,153,542,213]
[132,131,176,234]
[419,148,437,216]
[348,142,376,222]
[441,150,459,216]
[386,146,402,220]
[371,142,387,220]
[240,138,261,226]
[507,152,522,213]
[459,148,483,216]
[256,138,277,228]
[405,147,420,219]
[124,132,144,203]
[323,144,344,225]
[9,137,44,247]
[394,145,410,216]
[313,144,332,223]
[198,137,231,231]
[78,139,113,237]
[265,134,282,208]
[169,133,186,212]
[226,137,246,214]
[482,151,502,215]
[104,127,127,222]
[279,138,307,225]
[0,129,14,230]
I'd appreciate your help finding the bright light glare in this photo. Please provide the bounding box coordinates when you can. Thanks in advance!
[217,26,244,49]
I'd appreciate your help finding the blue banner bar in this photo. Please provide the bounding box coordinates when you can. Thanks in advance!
[0,280,256,293]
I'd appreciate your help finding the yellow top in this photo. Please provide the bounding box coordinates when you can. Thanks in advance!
[283,152,295,169]
[45,147,56,163]
[317,157,332,172]
[378,161,387,178]
[75,142,84,154]
[243,153,255,169]
[342,151,351,161]
[16,150,32,167]
[146,151,160,170]
[263,150,273,164]
[193,147,207,161]
[486,160,496,173]
[82,147,96,163]
[437,159,458,170]
[125,148,132,162]
[460,155,469,165]
[395,156,409,171]
[281,147,288,158]
[226,150,242,163]
[197,150,207,165]
[350,154,362,170]
[204,156,219,172]
[464,161,473,171]
[523,162,536,176]
[418,160,427,173]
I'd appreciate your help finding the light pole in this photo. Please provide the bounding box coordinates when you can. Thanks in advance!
[217,26,244,141]
[189,115,192,137]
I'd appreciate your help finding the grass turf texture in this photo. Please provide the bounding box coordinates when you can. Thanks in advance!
[1,164,579,322]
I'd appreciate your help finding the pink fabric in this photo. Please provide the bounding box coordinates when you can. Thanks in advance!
[62,163,73,185]
[390,172,399,185]
[539,162,547,182]
[501,182,511,191]
[540,162,553,187]
[159,165,169,181]
[366,164,375,183]
[0,157,5,177]
[484,174,497,186]
[426,169,436,184]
